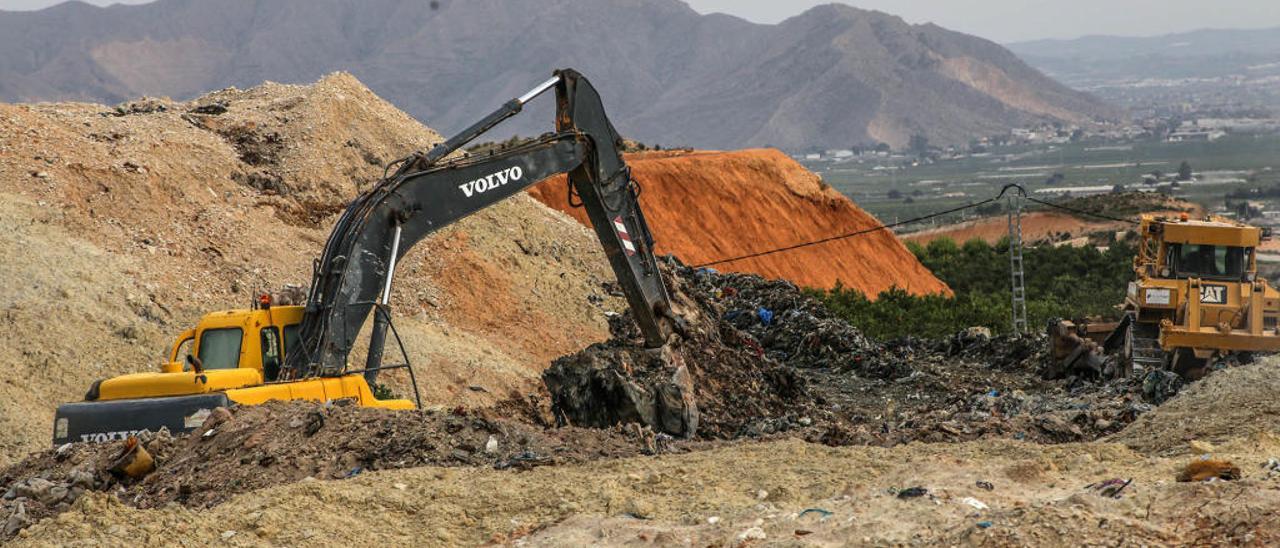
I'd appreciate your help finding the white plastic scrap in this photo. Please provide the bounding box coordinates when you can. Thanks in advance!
[736,527,767,542]
[1264,458,1280,476]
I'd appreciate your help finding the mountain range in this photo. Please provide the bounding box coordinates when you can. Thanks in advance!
[1008,27,1280,86]
[0,0,1114,149]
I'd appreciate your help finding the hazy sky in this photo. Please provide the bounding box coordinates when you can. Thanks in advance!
[3,0,1278,43]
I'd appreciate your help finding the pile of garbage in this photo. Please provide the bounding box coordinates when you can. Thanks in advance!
[684,267,906,378]
[0,435,164,537]
[543,262,1157,443]
[544,264,812,439]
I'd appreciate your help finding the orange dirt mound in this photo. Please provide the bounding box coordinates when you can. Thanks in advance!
[529,149,950,297]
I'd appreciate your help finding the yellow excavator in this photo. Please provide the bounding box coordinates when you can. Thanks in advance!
[1047,212,1280,381]
[54,69,678,444]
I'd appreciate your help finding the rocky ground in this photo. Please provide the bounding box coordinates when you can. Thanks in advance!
[10,412,1280,546]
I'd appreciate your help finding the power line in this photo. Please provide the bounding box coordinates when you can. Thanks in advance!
[1024,195,1139,225]
[693,198,996,268]
[691,184,1135,269]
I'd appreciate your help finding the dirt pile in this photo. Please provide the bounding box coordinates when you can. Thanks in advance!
[528,149,951,295]
[1111,360,1280,456]
[905,211,1124,246]
[0,74,619,465]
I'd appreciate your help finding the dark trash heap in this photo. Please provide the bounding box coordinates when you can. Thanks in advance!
[545,261,1153,445]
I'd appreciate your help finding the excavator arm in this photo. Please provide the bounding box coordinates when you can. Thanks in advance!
[284,69,675,380]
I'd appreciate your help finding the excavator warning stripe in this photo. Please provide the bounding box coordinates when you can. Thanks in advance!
[614,216,636,256]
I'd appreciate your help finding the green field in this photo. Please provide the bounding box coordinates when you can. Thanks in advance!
[803,134,1280,228]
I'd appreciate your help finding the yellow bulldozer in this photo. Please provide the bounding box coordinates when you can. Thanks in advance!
[54,69,679,445]
[1047,213,1280,381]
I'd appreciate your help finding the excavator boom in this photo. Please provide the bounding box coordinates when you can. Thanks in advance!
[285,69,674,380]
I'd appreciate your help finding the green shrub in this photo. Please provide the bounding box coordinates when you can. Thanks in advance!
[814,237,1133,339]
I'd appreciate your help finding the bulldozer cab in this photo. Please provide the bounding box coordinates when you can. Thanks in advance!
[1167,243,1250,280]
[1140,216,1260,282]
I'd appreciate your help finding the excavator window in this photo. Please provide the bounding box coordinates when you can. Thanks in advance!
[197,328,243,370]
[260,327,282,381]
[1169,244,1248,280]
[282,324,300,363]
[174,338,194,370]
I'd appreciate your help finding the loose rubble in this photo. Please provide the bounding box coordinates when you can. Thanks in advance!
[0,400,686,523]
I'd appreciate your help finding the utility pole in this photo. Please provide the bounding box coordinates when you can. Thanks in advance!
[1007,188,1028,335]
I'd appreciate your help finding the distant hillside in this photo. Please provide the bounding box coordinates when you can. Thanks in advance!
[1008,27,1280,85]
[0,0,1113,149]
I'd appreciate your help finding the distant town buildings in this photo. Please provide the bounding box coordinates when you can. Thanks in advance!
[1034,185,1114,197]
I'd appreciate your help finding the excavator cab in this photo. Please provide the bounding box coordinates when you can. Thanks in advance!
[158,304,301,381]
[87,301,306,402]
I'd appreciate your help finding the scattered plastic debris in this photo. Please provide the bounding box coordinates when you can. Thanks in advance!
[897,486,928,499]
[798,508,833,519]
[1263,458,1280,477]
[1178,459,1241,482]
[1086,478,1133,498]
[736,526,767,542]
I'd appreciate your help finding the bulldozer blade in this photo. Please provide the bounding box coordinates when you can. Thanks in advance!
[1046,318,1126,380]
